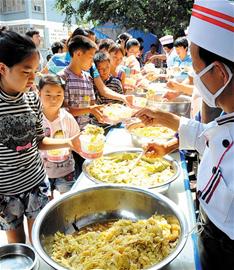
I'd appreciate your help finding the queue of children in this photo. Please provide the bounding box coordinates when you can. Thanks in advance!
[0,24,194,246]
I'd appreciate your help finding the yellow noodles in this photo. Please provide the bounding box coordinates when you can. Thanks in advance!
[51,215,180,270]
[86,152,175,187]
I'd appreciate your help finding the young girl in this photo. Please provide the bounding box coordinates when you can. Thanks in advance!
[0,30,82,244]
[38,75,80,197]
[108,44,126,92]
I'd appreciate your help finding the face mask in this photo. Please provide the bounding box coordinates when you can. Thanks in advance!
[193,63,233,108]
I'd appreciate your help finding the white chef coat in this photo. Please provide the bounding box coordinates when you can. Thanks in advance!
[179,112,234,239]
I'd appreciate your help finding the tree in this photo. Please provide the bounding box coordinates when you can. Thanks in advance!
[55,0,193,36]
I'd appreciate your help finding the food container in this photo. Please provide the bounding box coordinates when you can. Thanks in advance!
[103,104,133,124]
[127,125,175,148]
[0,243,39,270]
[79,133,105,159]
[79,124,105,159]
[82,149,180,192]
[148,92,191,118]
[32,185,188,270]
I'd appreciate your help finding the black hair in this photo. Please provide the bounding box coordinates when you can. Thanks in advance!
[116,32,132,48]
[99,38,115,51]
[199,46,234,72]
[0,30,37,67]
[70,27,88,39]
[150,44,157,48]
[175,28,186,39]
[108,43,124,56]
[118,32,132,42]
[137,37,144,43]
[38,74,65,91]
[60,38,67,44]
[85,29,95,36]
[125,38,140,51]
[67,35,97,57]
[51,41,64,54]
[25,29,40,38]
[163,43,174,49]
[46,53,53,62]
[94,51,110,66]
[174,37,188,49]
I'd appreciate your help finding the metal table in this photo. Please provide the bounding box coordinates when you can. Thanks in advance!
[38,128,201,270]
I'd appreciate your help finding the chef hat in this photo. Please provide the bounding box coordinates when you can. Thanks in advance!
[159,35,174,46]
[188,0,234,61]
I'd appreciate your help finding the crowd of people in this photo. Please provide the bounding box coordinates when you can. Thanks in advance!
[0,0,233,269]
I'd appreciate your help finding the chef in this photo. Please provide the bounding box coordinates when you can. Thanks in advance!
[147,35,177,67]
[134,1,234,269]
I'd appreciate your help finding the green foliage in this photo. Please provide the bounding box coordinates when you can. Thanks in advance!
[55,0,193,36]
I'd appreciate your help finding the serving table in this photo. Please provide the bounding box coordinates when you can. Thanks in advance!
[38,127,201,270]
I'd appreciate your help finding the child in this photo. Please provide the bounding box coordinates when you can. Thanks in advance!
[0,30,82,244]
[61,35,104,130]
[122,38,141,92]
[38,75,80,197]
[93,51,124,104]
[108,43,126,90]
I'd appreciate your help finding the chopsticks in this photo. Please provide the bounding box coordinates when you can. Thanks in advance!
[128,150,146,173]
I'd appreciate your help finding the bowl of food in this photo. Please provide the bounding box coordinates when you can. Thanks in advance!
[82,149,180,192]
[79,124,105,159]
[0,243,39,270]
[127,125,175,148]
[103,104,133,124]
[32,185,188,270]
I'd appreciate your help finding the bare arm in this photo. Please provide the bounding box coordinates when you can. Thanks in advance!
[134,109,180,131]
[94,76,134,106]
[166,80,194,96]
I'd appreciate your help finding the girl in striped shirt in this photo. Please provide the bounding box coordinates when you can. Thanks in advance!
[0,30,82,244]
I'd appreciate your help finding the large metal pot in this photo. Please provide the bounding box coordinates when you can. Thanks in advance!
[82,149,180,192]
[147,94,191,118]
[32,185,188,270]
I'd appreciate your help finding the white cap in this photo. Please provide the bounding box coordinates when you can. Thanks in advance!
[159,35,174,46]
[188,0,234,61]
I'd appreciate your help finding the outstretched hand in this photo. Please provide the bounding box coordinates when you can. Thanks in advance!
[143,142,168,158]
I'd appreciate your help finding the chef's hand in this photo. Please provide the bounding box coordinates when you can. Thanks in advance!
[163,90,181,101]
[143,142,168,158]
[133,108,159,126]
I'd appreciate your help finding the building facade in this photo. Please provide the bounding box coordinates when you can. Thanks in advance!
[0,0,70,52]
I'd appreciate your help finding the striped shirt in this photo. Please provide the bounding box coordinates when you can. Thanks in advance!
[62,67,96,129]
[0,90,46,195]
[94,75,123,105]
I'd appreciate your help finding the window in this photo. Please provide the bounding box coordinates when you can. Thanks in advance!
[32,0,44,13]
[8,24,28,35]
[2,0,25,13]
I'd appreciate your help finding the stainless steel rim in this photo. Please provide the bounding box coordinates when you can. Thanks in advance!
[82,149,180,189]
[32,185,188,270]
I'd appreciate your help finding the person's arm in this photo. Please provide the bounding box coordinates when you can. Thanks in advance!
[144,138,179,158]
[38,134,81,153]
[94,76,134,106]
[146,54,166,64]
[69,105,104,123]
[134,109,180,131]
[166,80,194,96]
